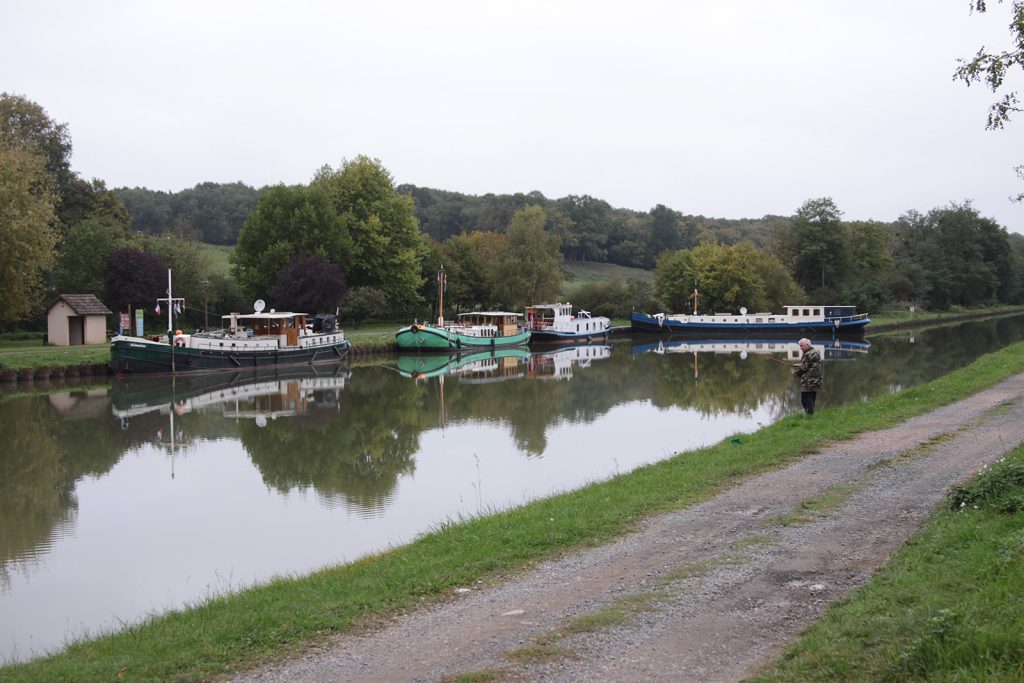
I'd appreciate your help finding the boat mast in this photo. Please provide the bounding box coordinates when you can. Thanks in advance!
[156,269,186,374]
[437,266,446,326]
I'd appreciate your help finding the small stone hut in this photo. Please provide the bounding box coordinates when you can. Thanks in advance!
[47,294,112,346]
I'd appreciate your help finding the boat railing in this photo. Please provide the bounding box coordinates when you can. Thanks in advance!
[828,313,870,323]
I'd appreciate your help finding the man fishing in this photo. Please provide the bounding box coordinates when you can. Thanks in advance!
[792,338,823,415]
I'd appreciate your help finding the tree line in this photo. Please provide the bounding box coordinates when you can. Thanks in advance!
[3,91,1024,336]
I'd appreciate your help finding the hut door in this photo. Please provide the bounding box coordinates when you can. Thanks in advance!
[68,316,84,345]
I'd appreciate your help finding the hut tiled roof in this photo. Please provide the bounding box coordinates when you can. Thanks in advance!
[51,294,112,316]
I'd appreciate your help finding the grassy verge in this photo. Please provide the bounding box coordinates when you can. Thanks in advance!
[343,321,402,348]
[752,445,1024,682]
[5,342,1024,682]
[0,324,400,374]
[0,341,110,370]
[869,304,1024,330]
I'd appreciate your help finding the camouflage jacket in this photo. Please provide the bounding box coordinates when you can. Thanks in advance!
[794,348,823,391]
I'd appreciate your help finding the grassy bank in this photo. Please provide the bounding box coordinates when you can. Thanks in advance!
[5,342,1024,681]
[0,340,110,371]
[868,304,1024,331]
[753,444,1024,682]
[0,326,399,376]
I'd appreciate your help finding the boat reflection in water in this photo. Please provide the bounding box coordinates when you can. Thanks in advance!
[395,344,614,385]
[527,344,613,380]
[112,363,351,426]
[631,336,871,361]
[395,348,531,383]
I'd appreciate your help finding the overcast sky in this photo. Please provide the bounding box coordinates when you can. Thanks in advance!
[3,1,1023,232]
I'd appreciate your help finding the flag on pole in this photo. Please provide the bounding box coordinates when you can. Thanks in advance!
[174,302,182,315]
[155,303,161,316]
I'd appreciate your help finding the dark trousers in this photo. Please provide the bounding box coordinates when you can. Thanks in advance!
[801,391,817,415]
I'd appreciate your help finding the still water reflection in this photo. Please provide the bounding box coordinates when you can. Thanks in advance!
[2,315,1024,662]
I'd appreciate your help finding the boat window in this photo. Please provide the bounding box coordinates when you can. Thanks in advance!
[813,308,821,316]
[803,308,810,316]
[756,318,763,323]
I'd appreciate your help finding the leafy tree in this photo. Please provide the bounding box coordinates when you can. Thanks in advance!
[1,93,129,235]
[443,230,508,309]
[475,192,536,232]
[115,183,260,243]
[553,194,611,262]
[956,1,1024,197]
[493,205,562,308]
[890,203,1011,309]
[144,235,215,326]
[571,278,659,319]
[270,254,346,313]
[656,242,803,314]
[0,142,58,322]
[0,93,73,189]
[341,286,388,327]
[654,249,696,313]
[648,204,681,260]
[232,182,345,298]
[606,213,652,268]
[52,218,131,297]
[57,177,130,232]
[312,157,423,307]
[955,0,1024,130]
[104,247,167,317]
[776,197,848,300]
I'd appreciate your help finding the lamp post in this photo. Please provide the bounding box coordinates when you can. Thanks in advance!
[201,279,209,329]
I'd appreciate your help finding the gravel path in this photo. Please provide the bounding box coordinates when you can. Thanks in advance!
[226,373,1024,683]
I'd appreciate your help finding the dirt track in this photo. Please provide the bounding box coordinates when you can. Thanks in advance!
[227,373,1024,683]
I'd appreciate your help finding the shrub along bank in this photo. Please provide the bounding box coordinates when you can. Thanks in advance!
[4,342,1024,682]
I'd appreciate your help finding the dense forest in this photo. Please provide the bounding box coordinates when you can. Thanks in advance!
[110,182,784,269]
[4,91,1024,335]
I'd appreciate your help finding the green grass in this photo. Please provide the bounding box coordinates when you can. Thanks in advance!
[0,341,110,370]
[5,342,1024,682]
[194,243,234,278]
[869,304,1024,330]
[343,322,403,347]
[752,446,1024,682]
[0,323,398,373]
[560,261,652,299]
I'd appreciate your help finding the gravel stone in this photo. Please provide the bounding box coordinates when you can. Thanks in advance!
[224,373,1024,683]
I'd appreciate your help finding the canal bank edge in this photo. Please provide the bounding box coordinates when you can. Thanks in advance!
[3,306,1024,384]
[4,341,1024,683]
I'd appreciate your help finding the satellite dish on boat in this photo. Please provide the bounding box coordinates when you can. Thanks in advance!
[740,306,748,315]
[254,299,266,313]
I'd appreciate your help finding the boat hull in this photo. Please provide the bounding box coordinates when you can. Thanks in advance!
[110,337,351,375]
[395,325,530,351]
[630,311,870,335]
[528,328,611,344]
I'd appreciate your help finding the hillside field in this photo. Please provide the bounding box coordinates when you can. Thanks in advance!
[560,261,653,299]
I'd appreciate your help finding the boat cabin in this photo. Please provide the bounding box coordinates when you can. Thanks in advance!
[456,311,522,337]
[783,306,824,321]
[225,312,307,346]
[525,303,573,329]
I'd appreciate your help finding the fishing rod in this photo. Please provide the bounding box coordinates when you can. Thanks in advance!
[761,354,791,366]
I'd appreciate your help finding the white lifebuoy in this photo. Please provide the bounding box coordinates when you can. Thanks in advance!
[173,336,187,348]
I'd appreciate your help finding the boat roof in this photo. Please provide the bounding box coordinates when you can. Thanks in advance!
[457,311,522,318]
[222,312,308,320]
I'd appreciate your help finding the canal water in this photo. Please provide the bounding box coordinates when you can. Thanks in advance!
[2,315,1024,662]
